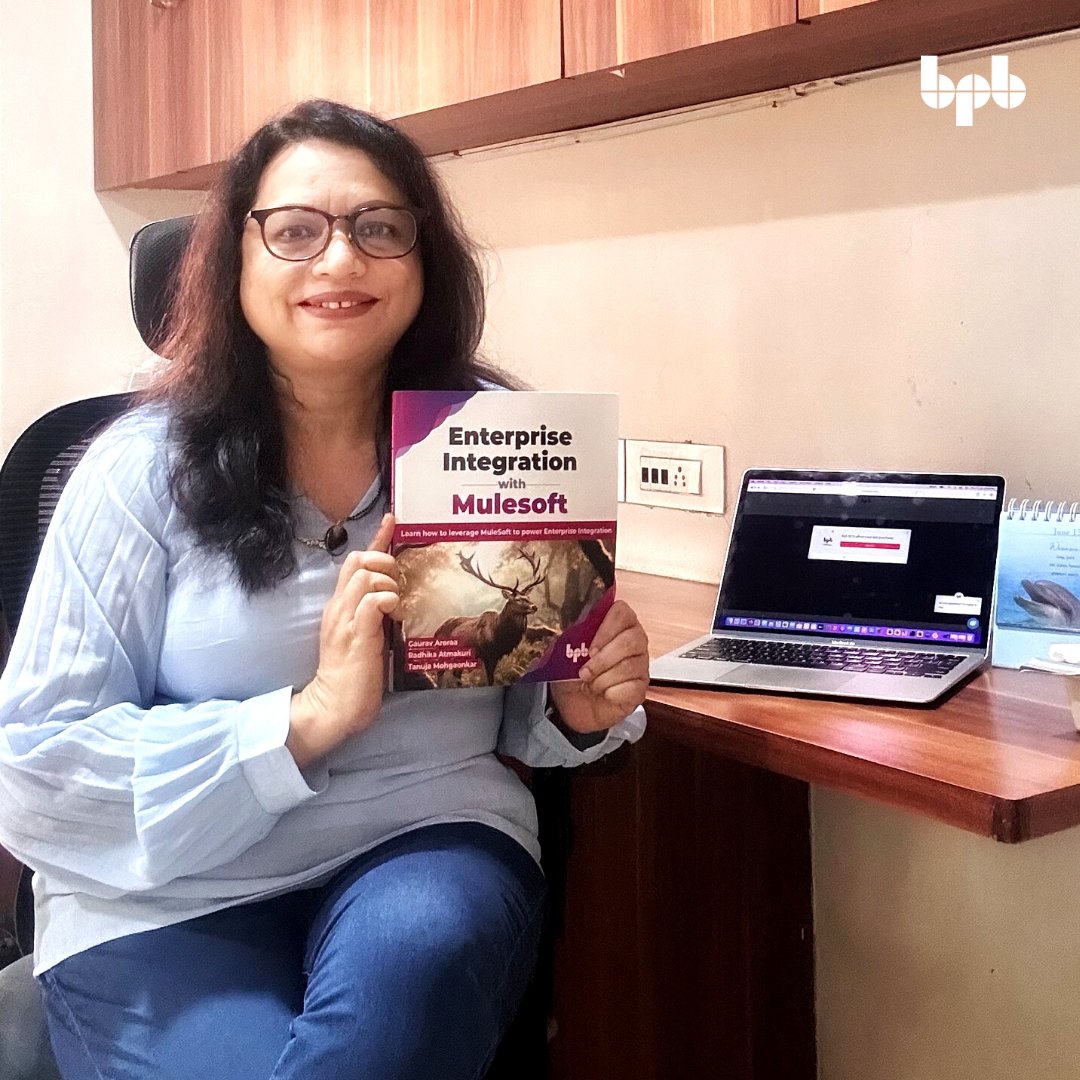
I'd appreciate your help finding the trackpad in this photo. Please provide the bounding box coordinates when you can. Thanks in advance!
[721,665,854,692]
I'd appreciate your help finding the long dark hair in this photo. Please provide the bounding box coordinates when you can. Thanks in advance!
[142,99,515,593]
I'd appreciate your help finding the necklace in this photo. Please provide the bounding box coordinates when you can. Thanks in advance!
[296,479,383,555]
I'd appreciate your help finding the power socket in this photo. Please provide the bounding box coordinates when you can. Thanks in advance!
[625,440,725,513]
[640,455,702,494]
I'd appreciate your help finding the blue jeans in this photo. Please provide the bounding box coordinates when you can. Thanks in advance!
[39,822,546,1080]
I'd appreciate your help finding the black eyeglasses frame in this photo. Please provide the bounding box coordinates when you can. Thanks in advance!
[247,203,427,262]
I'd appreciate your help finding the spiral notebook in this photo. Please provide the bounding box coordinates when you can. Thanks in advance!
[991,498,1080,669]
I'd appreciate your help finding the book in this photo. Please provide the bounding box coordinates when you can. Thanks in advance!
[390,389,619,691]
[991,498,1080,669]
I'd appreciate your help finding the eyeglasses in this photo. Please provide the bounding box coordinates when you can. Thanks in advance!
[247,203,425,262]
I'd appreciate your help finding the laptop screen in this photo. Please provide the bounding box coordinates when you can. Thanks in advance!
[713,470,1005,648]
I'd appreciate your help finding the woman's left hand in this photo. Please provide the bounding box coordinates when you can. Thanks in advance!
[548,600,650,734]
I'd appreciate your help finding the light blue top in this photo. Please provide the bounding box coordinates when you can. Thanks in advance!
[0,407,644,974]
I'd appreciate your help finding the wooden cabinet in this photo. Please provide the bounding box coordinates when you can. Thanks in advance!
[549,733,815,1080]
[93,0,244,190]
[92,0,561,189]
[93,0,1080,189]
[563,0,795,76]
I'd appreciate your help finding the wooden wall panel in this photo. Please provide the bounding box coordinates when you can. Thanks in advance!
[93,0,246,188]
[710,0,797,40]
[368,0,449,117]
[563,0,796,75]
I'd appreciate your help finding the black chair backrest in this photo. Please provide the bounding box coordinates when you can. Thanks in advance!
[0,394,136,639]
[129,215,194,351]
[0,216,192,640]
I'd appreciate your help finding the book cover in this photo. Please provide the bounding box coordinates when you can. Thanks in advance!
[991,499,1080,669]
[390,390,619,690]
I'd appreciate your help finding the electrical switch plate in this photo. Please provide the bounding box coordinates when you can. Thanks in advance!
[616,439,626,502]
[640,455,702,494]
[624,440,725,513]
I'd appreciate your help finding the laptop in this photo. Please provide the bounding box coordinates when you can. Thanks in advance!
[650,468,1006,704]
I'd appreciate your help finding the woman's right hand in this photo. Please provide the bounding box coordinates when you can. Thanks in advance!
[287,513,400,769]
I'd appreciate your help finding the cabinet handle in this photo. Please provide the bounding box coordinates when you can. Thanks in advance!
[150,0,185,8]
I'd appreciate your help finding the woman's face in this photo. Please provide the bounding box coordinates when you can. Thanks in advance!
[240,139,424,387]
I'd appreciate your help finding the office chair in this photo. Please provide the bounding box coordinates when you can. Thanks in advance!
[0,214,568,1079]
[0,391,134,1080]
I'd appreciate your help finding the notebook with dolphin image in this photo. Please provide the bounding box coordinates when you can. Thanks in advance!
[991,497,1080,669]
[650,468,1005,704]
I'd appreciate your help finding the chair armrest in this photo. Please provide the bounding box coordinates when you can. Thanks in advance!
[0,847,25,970]
[0,955,62,1079]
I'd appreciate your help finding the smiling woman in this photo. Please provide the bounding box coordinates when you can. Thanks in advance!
[0,99,650,1080]
[239,141,425,396]
[147,101,502,590]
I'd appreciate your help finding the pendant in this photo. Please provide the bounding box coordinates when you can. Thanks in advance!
[324,522,349,554]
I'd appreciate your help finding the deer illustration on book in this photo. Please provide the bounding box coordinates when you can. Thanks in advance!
[395,538,614,689]
[432,546,548,686]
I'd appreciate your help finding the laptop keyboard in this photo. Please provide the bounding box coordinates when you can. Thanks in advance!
[680,638,967,678]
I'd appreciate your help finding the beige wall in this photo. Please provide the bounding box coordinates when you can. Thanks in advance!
[814,788,1080,1080]
[0,2,201,455]
[436,36,1080,1080]
[2,8,1080,1078]
[439,36,1080,584]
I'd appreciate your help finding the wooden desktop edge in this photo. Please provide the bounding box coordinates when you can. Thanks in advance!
[617,570,1080,844]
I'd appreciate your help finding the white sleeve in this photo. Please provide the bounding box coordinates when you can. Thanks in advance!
[0,419,321,897]
[498,681,646,767]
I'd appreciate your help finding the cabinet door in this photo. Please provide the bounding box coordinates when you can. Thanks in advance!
[94,0,560,188]
[549,736,816,1079]
[563,0,796,76]
[146,0,214,180]
[92,0,152,190]
[92,0,244,187]
[239,1,561,142]
[238,0,372,139]
[368,0,561,118]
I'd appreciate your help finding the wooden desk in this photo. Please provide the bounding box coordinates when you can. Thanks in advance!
[621,570,1080,843]
[547,571,1080,1080]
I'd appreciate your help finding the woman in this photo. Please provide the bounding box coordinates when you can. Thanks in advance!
[0,100,648,1079]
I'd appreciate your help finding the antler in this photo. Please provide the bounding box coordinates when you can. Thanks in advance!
[513,545,546,595]
[457,551,505,591]
[457,547,546,596]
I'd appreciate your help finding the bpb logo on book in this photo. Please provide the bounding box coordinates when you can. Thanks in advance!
[920,55,1026,127]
